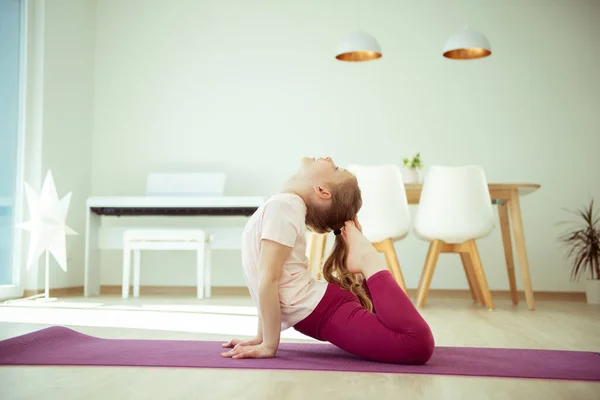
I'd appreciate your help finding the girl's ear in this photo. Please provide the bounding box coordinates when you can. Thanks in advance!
[313,185,332,200]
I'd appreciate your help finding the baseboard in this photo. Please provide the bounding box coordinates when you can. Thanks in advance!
[22,287,86,298]
[404,289,585,302]
[21,286,585,302]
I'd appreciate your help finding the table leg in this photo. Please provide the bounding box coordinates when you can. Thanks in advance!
[84,208,101,297]
[507,191,536,310]
[498,201,519,305]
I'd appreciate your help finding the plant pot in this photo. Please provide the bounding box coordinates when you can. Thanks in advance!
[403,168,420,184]
[585,279,600,304]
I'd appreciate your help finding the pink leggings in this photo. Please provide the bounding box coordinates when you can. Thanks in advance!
[294,270,435,364]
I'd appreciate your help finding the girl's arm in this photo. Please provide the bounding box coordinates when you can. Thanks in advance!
[257,239,291,353]
[221,239,292,359]
[256,314,263,341]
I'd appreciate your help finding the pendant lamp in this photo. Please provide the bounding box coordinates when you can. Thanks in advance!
[335,30,382,62]
[443,27,491,60]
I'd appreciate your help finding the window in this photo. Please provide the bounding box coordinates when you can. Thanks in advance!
[0,0,25,299]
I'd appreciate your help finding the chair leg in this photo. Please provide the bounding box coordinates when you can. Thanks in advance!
[416,240,442,308]
[204,237,212,298]
[314,234,327,280]
[122,244,131,299]
[460,253,485,305]
[133,249,141,298]
[381,239,407,293]
[416,255,428,299]
[460,252,481,304]
[467,240,494,310]
[306,233,316,273]
[196,240,205,300]
[416,270,425,300]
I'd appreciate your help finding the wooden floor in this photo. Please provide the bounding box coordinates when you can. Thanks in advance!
[0,295,599,400]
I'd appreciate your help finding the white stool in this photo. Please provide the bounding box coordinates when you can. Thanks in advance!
[122,229,213,300]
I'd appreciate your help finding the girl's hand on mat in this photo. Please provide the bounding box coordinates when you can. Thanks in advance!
[221,337,262,349]
[221,343,276,359]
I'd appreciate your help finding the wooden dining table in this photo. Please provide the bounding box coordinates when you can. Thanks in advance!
[404,183,541,310]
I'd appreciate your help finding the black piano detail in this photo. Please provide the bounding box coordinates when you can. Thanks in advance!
[91,206,258,217]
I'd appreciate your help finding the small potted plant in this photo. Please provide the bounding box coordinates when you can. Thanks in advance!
[558,199,600,304]
[402,152,423,183]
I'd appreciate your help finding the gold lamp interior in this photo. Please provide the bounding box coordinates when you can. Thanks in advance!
[336,50,382,62]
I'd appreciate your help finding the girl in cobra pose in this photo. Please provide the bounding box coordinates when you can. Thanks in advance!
[221,157,434,364]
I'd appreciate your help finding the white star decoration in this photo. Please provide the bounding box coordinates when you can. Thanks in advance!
[17,171,77,272]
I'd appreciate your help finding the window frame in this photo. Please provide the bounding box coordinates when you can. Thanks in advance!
[0,0,29,301]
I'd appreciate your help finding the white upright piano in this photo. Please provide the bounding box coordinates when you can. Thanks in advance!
[84,173,264,297]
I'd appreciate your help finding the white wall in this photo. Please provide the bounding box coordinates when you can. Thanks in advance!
[21,0,96,290]
[85,0,599,291]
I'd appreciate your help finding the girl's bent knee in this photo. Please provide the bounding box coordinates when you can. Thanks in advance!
[412,325,435,364]
[391,325,435,365]
[412,336,435,365]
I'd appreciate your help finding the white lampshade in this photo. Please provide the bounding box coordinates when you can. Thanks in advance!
[443,27,491,60]
[335,31,382,62]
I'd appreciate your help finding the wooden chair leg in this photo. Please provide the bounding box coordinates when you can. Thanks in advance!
[498,201,519,305]
[460,252,481,303]
[416,240,442,308]
[306,233,316,273]
[382,239,407,293]
[314,234,327,280]
[372,239,407,293]
[467,240,494,310]
[306,233,327,280]
[416,263,426,300]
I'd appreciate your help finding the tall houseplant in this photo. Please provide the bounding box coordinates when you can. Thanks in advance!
[559,199,600,304]
[402,152,423,183]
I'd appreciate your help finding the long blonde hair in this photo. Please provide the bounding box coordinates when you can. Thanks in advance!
[305,177,373,312]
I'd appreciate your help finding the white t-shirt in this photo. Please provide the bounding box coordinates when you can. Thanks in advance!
[241,193,327,331]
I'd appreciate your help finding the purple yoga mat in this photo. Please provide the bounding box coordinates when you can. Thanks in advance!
[1,326,599,381]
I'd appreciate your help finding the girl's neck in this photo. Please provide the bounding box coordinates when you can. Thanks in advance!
[281,178,311,207]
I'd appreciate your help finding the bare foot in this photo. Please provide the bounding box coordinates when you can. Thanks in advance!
[343,221,387,278]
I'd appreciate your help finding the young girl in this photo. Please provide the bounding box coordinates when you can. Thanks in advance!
[221,157,434,364]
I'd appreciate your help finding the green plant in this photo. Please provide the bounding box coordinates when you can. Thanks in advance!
[403,152,423,169]
[558,199,600,281]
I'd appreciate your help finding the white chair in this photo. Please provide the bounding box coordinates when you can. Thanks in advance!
[122,229,213,299]
[347,164,412,292]
[120,172,225,300]
[413,165,495,310]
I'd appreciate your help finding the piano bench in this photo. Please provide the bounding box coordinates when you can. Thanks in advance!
[121,228,214,300]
